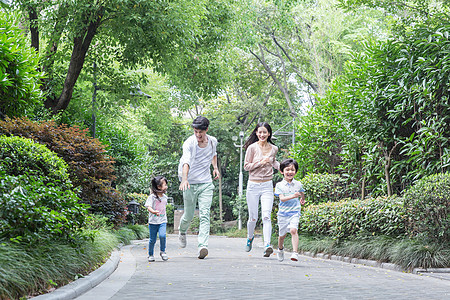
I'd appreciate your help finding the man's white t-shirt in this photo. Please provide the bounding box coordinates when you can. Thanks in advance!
[188,144,213,184]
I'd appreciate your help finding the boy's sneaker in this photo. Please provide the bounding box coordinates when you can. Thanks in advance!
[198,247,208,259]
[263,245,273,257]
[179,233,187,248]
[290,252,299,262]
[277,249,284,262]
[148,256,155,262]
[160,251,168,261]
[245,236,254,252]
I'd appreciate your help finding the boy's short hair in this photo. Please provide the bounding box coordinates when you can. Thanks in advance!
[192,116,209,130]
[280,158,299,173]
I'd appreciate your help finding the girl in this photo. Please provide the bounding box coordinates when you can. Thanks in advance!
[243,122,280,257]
[145,175,169,262]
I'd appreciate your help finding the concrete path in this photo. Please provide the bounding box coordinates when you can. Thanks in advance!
[75,235,449,300]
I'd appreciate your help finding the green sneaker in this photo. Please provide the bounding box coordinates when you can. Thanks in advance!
[245,236,254,252]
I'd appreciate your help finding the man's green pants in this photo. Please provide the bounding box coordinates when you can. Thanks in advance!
[178,182,214,248]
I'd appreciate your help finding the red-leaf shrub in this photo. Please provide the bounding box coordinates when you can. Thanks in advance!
[0,117,126,225]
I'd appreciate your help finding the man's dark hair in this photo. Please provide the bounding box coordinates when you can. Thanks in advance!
[192,116,209,130]
[280,158,299,173]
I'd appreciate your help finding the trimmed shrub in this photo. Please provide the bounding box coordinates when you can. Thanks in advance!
[404,173,450,244]
[0,117,126,226]
[0,135,71,189]
[301,173,348,204]
[0,172,88,243]
[299,196,406,239]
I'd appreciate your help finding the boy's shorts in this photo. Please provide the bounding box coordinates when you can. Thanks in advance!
[278,214,300,236]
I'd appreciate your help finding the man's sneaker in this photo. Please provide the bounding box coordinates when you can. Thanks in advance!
[179,233,187,248]
[290,252,299,261]
[198,247,208,259]
[160,251,168,261]
[148,256,155,262]
[263,245,273,257]
[277,248,284,262]
[245,236,254,252]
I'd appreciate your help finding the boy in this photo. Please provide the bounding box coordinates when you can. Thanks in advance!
[274,158,305,262]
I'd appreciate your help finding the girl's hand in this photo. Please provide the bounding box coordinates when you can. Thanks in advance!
[300,198,306,205]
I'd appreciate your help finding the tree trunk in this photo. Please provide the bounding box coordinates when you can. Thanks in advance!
[47,16,101,113]
[29,7,39,52]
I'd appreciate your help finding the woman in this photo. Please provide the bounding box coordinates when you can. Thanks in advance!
[243,122,280,257]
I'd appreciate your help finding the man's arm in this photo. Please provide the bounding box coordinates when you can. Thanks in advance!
[212,155,220,180]
[179,163,190,191]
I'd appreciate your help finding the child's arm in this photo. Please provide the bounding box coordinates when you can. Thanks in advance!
[279,192,302,202]
[146,206,160,216]
[299,192,305,205]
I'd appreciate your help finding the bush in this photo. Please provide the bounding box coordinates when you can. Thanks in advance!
[299,196,406,239]
[404,173,450,244]
[0,10,43,118]
[0,117,126,226]
[0,173,88,243]
[0,135,71,189]
[301,173,348,204]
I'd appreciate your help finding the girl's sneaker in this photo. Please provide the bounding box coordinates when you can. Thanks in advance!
[160,251,168,261]
[277,249,284,262]
[290,252,299,261]
[263,245,273,257]
[148,256,155,262]
[245,236,254,252]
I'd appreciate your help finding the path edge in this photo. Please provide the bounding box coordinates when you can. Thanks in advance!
[32,248,121,300]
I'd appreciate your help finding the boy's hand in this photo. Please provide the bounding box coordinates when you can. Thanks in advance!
[154,210,160,216]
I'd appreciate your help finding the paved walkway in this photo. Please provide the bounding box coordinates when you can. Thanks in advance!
[74,235,449,300]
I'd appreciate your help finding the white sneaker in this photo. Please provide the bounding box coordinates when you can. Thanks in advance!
[263,245,273,257]
[160,251,168,261]
[198,247,208,259]
[179,233,187,248]
[148,256,155,262]
[277,249,284,262]
[290,252,299,261]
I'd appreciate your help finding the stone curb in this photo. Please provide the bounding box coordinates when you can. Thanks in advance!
[302,251,450,275]
[33,249,121,300]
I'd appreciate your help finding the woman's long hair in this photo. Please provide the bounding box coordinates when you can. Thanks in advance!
[243,122,275,150]
[151,175,167,200]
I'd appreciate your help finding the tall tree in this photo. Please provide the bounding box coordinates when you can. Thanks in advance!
[9,0,234,114]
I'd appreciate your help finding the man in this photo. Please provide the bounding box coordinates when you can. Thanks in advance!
[178,116,220,259]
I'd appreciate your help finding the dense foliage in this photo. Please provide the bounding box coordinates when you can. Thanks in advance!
[404,173,450,244]
[299,196,406,239]
[0,173,88,244]
[0,135,71,189]
[301,173,352,204]
[0,10,43,117]
[293,16,450,198]
[0,117,126,225]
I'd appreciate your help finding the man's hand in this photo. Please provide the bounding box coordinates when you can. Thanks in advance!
[179,179,190,191]
[154,210,161,216]
[213,168,220,180]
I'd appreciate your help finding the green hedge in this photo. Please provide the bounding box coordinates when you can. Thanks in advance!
[0,173,88,243]
[299,196,406,239]
[0,135,71,189]
[301,173,348,204]
[404,173,450,244]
